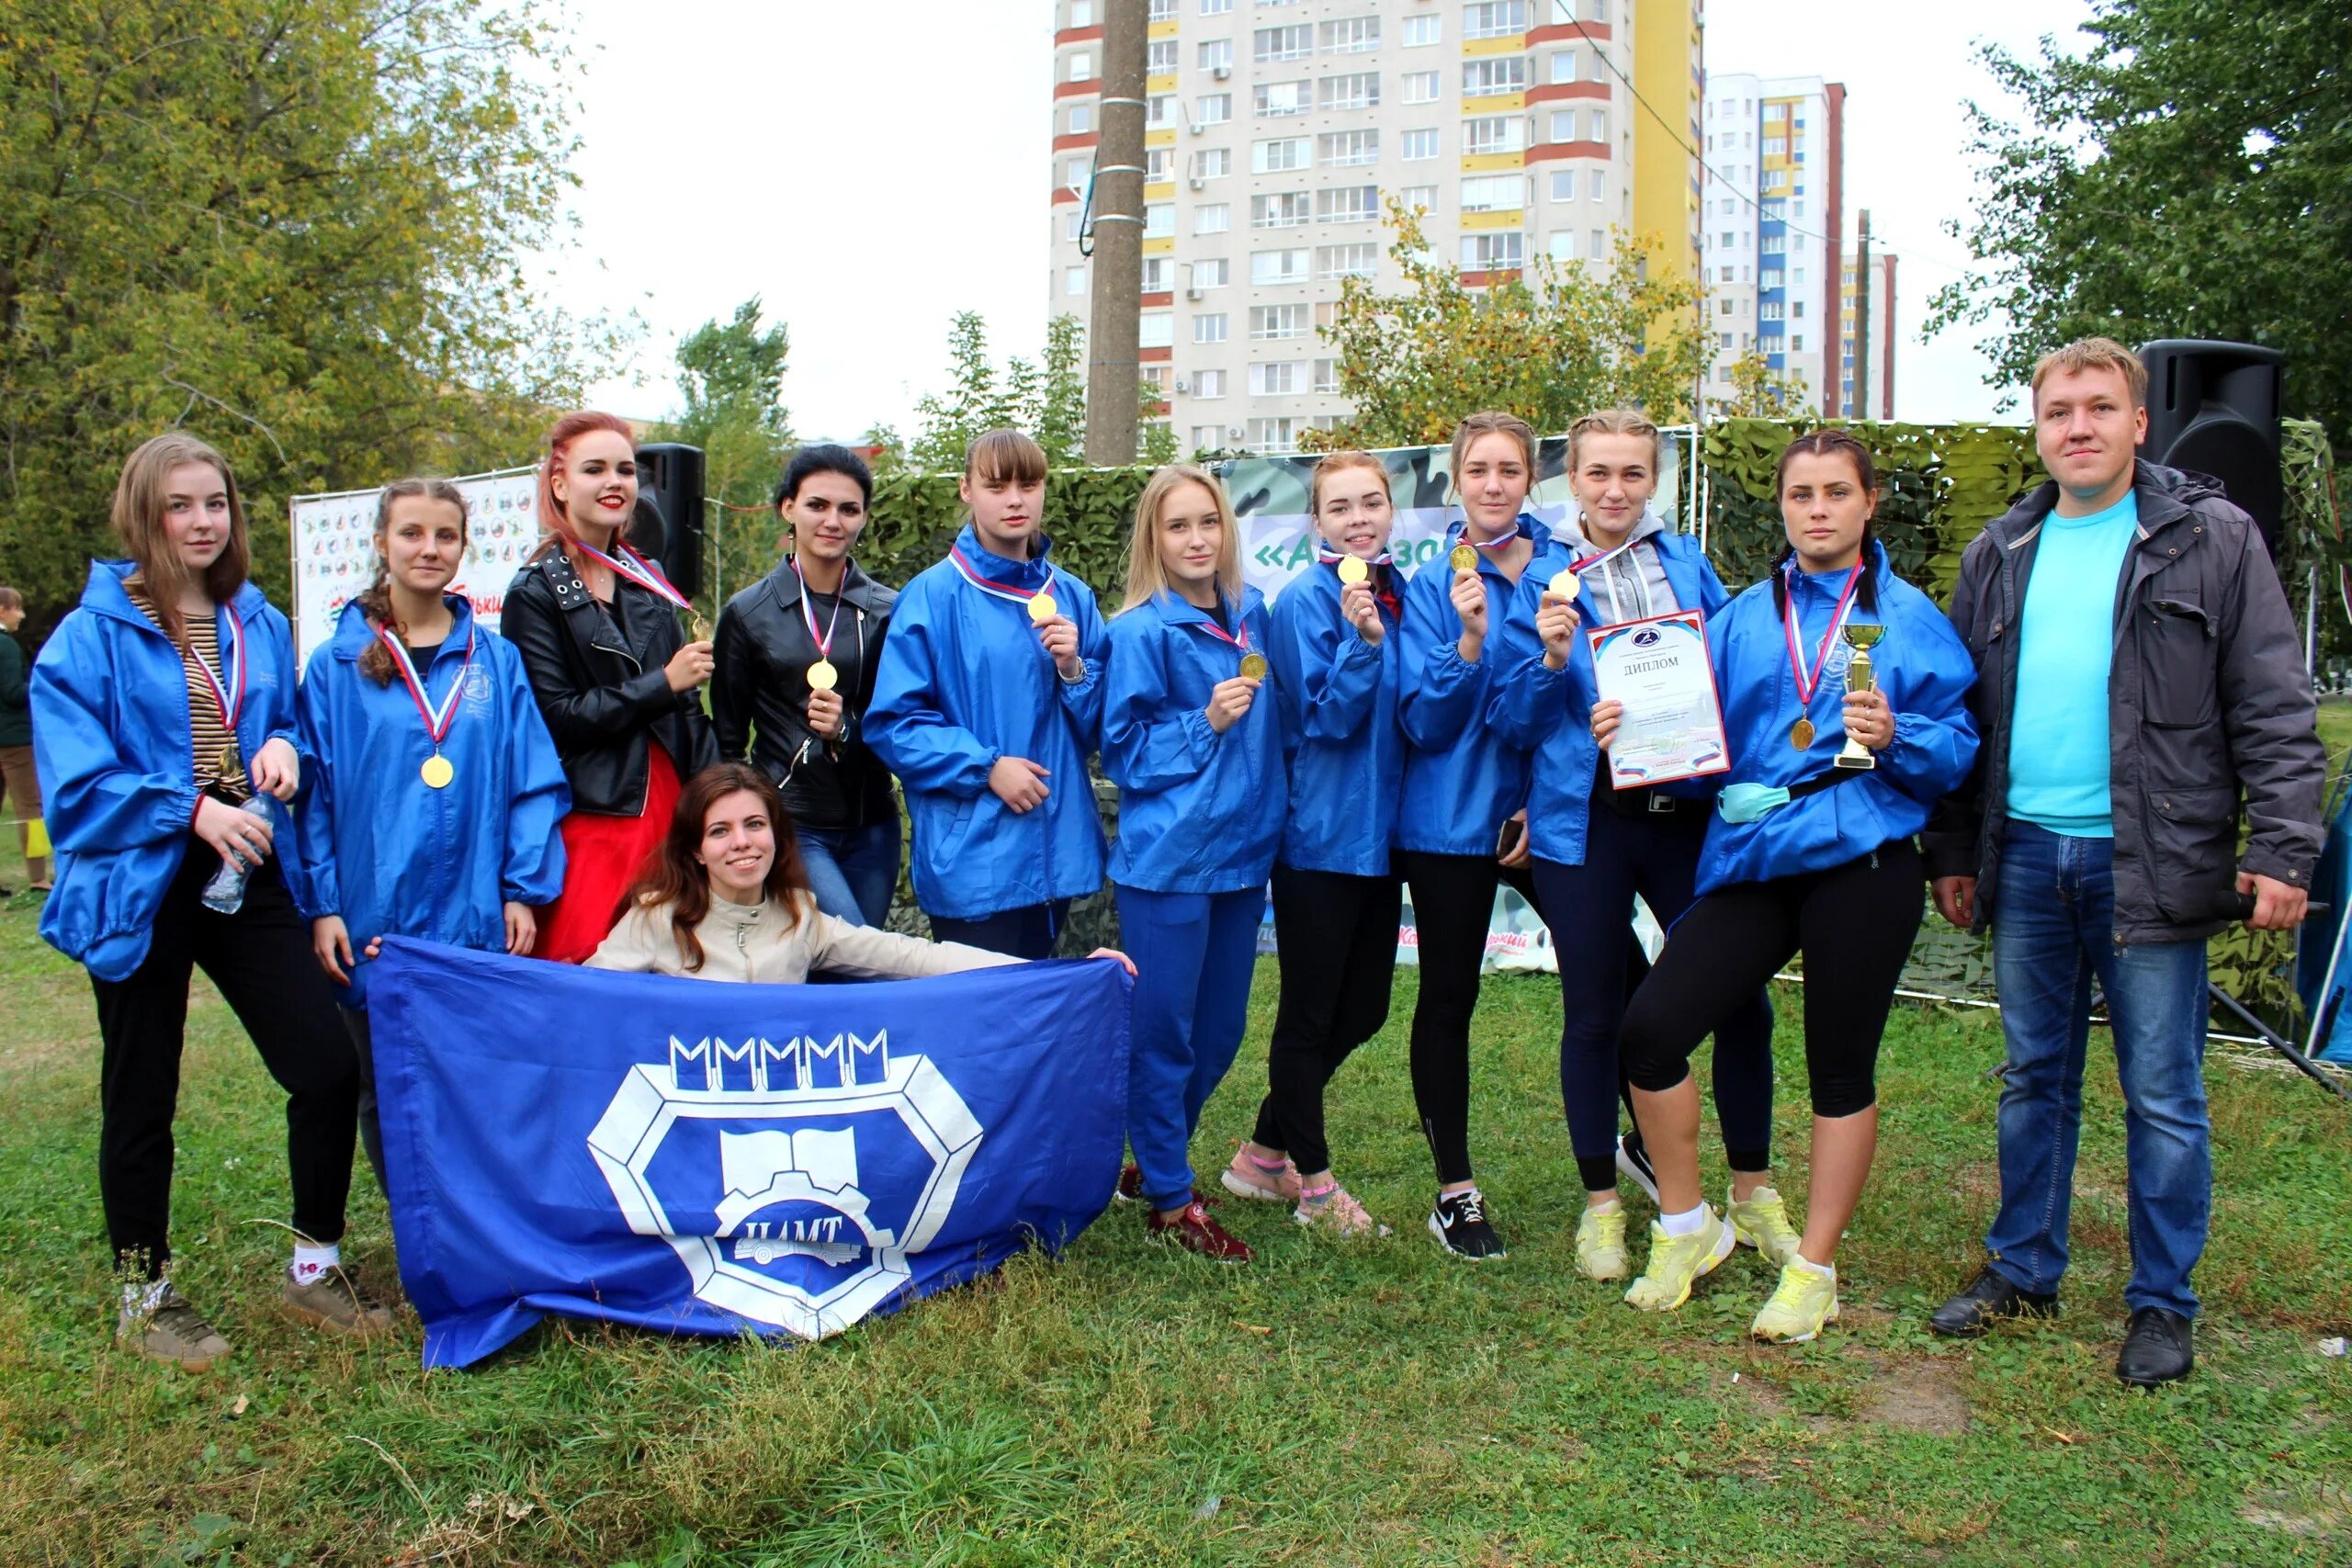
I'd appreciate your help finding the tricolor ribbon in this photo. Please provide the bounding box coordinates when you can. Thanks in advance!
[192,605,247,735]
[1566,534,1657,626]
[947,546,1059,612]
[379,623,477,749]
[1782,558,1866,709]
[1183,604,1252,658]
[577,539,693,611]
[791,558,845,659]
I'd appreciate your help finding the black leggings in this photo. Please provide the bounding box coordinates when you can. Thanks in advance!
[1250,863,1401,1175]
[1400,849,1543,1186]
[1621,840,1923,1119]
[930,899,1072,961]
[92,839,359,1279]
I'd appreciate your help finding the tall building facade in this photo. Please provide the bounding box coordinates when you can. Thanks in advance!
[1697,72,1894,417]
[1840,239,1897,419]
[1048,0,1702,456]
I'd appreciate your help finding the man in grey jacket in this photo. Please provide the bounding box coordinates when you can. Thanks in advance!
[1922,336,2324,1387]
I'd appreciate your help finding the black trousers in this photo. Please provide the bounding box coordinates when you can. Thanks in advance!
[92,838,359,1279]
[1250,863,1402,1175]
[931,899,1072,962]
[341,1007,387,1191]
[1621,840,1924,1119]
[1399,848,1544,1187]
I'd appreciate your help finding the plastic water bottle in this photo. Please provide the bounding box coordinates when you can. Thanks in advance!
[200,796,277,915]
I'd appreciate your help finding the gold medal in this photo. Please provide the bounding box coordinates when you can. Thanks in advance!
[1337,556,1369,586]
[689,614,710,642]
[1028,592,1058,625]
[1792,717,1816,750]
[1239,652,1269,681]
[1449,543,1477,573]
[421,753,455,789]
[216,743,242,781]
[1547,570,1577,599]
[807,659,840,693]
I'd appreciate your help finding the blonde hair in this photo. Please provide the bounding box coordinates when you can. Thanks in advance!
[1120,465,1242,614]
[113,433,250,649]
[1309,449,1392,515]
[1449,410,1538,491]
[1567,408,1662,471]
[2030,336,2148,411]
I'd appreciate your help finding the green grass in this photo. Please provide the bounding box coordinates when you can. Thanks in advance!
[3,895,2350,1566]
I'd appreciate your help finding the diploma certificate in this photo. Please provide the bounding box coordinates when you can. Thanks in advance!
[1588,609,1731,789]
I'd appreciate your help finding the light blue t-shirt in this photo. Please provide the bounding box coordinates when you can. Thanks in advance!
[2006,491,2139,837]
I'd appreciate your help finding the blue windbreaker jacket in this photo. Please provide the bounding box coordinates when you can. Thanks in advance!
[1396,513,1573,856]
[1269,559,1403,877]
[294,597,571,1005]
[865,525,1110,920]
[1699,541,1979,895]
[31,562,309,980]
[1102,587,1283,893]
[1493,529,1731,866]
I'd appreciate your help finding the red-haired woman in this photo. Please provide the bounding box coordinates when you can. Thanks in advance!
[503,412,718,963]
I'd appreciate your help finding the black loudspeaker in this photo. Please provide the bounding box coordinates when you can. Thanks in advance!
[631,443,706,599]
[2139,339,2285,554]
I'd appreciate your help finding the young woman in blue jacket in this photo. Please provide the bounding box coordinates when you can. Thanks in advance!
[1398,411,1572,1261]
[1607,429,1978,1343]
[866,430,1109,959]
[297,478,572,1190]
[1493,411,1789,1283]
[1221,450,1405,1240]
[1101,466,1282,1260]
[32,433,388,1370]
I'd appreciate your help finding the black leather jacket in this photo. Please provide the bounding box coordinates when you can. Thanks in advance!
[502,551,718,817]
[711,557,898,832]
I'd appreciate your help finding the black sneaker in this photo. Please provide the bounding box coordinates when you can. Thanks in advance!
[1614,1133,1660,1204]
[1428,1188,1508,1261]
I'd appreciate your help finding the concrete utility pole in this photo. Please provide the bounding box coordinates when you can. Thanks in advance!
[1853,209,1872,421]
[1084,0,1148,466]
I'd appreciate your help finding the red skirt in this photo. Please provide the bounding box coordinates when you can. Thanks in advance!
[534,743,684,964]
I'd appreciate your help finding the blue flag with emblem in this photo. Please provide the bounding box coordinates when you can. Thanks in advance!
[367,939,1133,1367]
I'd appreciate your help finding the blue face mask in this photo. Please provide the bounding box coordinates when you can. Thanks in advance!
[1718,782,1792,825]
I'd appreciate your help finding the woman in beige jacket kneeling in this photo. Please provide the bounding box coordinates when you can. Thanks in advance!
[590,761,1128,983]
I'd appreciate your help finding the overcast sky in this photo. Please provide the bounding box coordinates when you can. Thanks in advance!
[540,1,2094,438]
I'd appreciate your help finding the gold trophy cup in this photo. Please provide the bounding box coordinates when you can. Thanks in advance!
[1833,624,1884,772]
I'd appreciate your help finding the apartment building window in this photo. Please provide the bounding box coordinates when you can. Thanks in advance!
[1790,334,1804,353]
[1792,300,1804,318]
[1148,39,1178,73]
[1253,24,1311,62]
[1319,129,1379,166]
[1320,16,1379,52]
[1547,231,1576,260]
[1719,265,1736,282]
[1463,116,1526,155]
[1148,0,1177,17]
[1249,361,1305,396]
[1192,424,1224,450]
[1252,191,1311,229]
[1195,367,1227,397]
[1195,202,1231,233]
[1549,169,1575,202]
[1758,300,1784,321]
[1720,231,1734,247]
[1760,233,1785,254]
[1139,312,1173,349]
[1193,257,1230,288]
[1762,136,1788,157]
[1256,80,1310,116]
[1461,231,1524,270]
[1764,101,1789,122]
[1146,147,1173,183]
[1461,174,1526,212]
[1761,198,1786,221]
[1194,313,1230,344]
[1589,170,1604,202]
[1314,358,1341,394]
[1065,265,1086,296]
[1196,93,1233,123]
[1193,147,1232,179]
[1591,228,1605,257]
[1398,183,1439,212]
[1145,202,1174,237]
[1720,332,1734,349]
[1253,136,1310,172]
[1317,186,1378,224]
[1250,248,1310,285]
[1463,57,1526,97]
[1549,48,1577,84]
[1069,1,1093,25]
[1064,155,1089,187]
[1148,93,1176,126]
[1548,109,1580,143]
[1142,256,1174,292]
[1068,51,1092,82]
[1320,72,1379,110]
[1317,242,1377,278]
[1250,303,1310,338]
[1588,107,1608,141]
[1464,2,1527,40]
[1403,14,1441,45]
[1199,38,1233,71]
[1067,103,1093,134]
[1200,0,1231,12]
[1400,128,1440,161]
[1719,299,1734,316]
[1402,70,1441,104]
[1247,417,1299,453]
[1066,211,1084,242]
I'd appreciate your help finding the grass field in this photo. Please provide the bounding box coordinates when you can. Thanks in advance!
[3,880,2351,1566]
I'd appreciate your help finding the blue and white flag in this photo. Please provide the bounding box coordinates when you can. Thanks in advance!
[367,939,1134,1367]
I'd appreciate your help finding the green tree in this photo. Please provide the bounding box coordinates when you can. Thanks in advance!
[910,312,1091,472]
[652,297,792,610]
[1927,1,2352,432]
[1711,351,1815,420]
[0,0,613,641]
[1302,201,1712,451]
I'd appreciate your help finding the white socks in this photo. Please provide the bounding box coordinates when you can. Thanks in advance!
[1659,1202,1710,1237]
[120,1277,170,1322]
[1787,1253,1836,1282]
[289,1242,341,1286]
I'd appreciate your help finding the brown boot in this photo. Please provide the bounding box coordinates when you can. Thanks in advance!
[282,1266,394,1337]
[121,1288,232,1371]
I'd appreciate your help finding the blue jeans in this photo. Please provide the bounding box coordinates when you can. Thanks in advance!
[1115,884,1266,1210]
[1986,821,2212,1317]
[795,818,901,928]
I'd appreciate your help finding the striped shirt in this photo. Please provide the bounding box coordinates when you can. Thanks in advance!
[126,584,251,801]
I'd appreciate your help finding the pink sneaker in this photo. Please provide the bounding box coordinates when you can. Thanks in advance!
[1219,1145,1302,1203]
[1294,1183,1390,1238]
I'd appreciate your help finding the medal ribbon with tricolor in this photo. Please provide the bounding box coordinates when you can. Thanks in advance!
[793,557,847,692]
[948,546,1060,624]
[1187,604,1267,680]
[380,624,476,788]
[576,538,693,610]
[192,604,247,781]
[1782,558,1865,743]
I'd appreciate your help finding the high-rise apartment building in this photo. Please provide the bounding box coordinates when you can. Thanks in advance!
[1840,240,1897,419]
[1048,0,1702,456]
[1697,71,1894,417]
